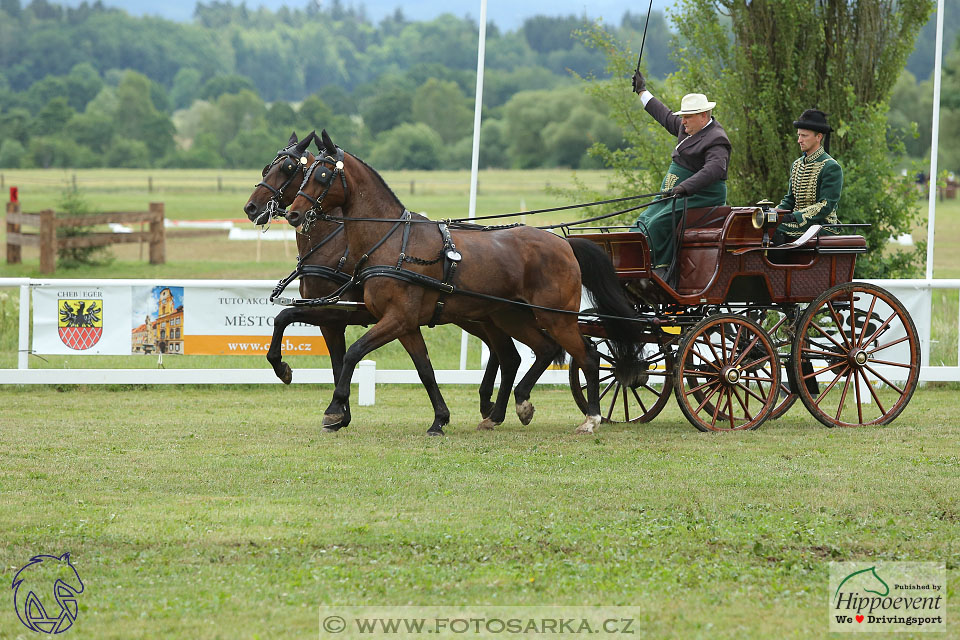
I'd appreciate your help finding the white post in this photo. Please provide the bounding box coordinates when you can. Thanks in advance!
[357,359,376,406]
[926,0,945,280]
[460,0,489,371]
[18,284,30,370]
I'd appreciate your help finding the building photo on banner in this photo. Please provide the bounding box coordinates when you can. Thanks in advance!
[2,0,960,637]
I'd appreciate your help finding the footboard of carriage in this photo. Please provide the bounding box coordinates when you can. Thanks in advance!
[567,205,920,432]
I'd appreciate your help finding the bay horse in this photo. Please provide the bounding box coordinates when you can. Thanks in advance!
[286,130,643,435]
[243,132,560,429]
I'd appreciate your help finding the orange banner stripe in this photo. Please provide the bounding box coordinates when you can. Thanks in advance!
[182,335,329,356]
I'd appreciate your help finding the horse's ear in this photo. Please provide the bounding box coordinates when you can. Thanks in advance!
[288,131,298,145]
[295,131,314,154]
[321,129,336,154]
[59,552,71,562]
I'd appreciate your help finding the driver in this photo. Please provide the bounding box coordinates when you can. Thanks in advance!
[774,109,843,241]
[630,70,731,276]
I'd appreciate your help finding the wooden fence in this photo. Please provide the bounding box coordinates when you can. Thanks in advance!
[5,202,165,274]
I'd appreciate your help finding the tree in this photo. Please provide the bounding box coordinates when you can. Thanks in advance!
[0,139,25,168]
[577,1,932,278]
[170,68,203,111]
[200,74,257,101]
[114,71,176,160]
[359,86,413,136]
[412,79,472,145]
[670,0,934,277]
[369,122,443,170]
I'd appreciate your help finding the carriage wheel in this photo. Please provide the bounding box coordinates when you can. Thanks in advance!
[791,283,920,427]
[569,337,673,424]
[690,306,799,420]
[674,313,780,432]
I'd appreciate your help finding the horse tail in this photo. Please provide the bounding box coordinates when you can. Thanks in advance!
[567,237,643,380]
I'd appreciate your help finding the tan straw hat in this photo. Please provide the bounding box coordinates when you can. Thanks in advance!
[672,93,716,116]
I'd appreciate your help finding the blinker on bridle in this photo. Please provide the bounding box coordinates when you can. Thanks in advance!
[296,147,347,233]
[253,144,312,225]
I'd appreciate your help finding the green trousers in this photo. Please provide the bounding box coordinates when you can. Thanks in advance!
[633,162,726,269]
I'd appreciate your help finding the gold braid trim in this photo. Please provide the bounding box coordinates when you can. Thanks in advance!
[661,172,680,192]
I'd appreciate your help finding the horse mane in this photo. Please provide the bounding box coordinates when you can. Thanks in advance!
[349,152,407,212]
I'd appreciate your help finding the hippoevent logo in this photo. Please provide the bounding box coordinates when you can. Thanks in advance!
[829,562,946,632]
[58,298,103,350]
[11,553,85,634]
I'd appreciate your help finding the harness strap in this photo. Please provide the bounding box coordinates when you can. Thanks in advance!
[428,222,462,327]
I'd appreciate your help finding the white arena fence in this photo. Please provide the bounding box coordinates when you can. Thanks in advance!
[1,278,958,406]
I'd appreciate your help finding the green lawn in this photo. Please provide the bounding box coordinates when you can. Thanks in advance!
[0,384,957,639]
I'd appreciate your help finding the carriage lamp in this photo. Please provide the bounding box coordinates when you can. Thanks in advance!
[752,201,779,246]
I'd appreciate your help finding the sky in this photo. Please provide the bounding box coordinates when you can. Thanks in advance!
[59,0,676,29]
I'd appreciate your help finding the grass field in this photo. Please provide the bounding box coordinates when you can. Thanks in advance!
[0,169,959,637]
[0,384,958,639]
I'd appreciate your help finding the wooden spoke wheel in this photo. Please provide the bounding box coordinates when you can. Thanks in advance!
[569,337,674,424]
[791,283,920,427]
[674,313,781,432]
[691,306,799,421]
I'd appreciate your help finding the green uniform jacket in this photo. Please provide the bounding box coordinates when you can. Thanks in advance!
[777,146,843,237]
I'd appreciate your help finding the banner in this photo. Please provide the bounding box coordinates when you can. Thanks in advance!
[32,283,328,356]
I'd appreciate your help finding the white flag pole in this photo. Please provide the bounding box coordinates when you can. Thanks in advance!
[460,0,488,370]
[926,0,945,280]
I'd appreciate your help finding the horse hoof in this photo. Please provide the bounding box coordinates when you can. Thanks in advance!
[322,414,344,431]
[516,400,535,425]
[427,428,445,437]
[574,415,601,435]
[479,399,494,419]
[322,426,341,433]
[476,418,499,431]
[279,363,293,385]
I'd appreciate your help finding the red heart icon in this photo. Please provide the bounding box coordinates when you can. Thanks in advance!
[856,615,864,623]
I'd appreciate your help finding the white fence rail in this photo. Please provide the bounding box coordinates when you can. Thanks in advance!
[2,279,959,401]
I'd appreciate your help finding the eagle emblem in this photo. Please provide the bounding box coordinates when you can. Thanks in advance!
[58,299,103,350]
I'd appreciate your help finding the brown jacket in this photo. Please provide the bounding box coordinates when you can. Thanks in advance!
[645,96,731,195]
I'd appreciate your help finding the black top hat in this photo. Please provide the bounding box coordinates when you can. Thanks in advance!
[793,109,833,134]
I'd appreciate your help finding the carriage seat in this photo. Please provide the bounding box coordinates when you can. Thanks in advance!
[681,228,724,245]
[800,234,866,250]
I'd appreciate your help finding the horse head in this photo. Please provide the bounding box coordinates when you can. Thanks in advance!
[243,130,317,225]
[286,129,350,229]
[12,553,85,633]
[834,565,890,603]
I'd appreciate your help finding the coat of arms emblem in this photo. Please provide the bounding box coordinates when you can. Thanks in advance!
[58,299,103,350]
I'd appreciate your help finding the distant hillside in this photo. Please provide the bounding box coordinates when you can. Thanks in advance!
[55,0,676,29]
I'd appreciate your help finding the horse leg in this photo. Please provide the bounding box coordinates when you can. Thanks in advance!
[322,316,406,432]
[513,340,564,426]
[490,313,562,426]
[266,307,318,384]
[474,326,521,431]
[478,350,499,419]
[320,323,347,386]
[396,330,451,436]
[460,323,502,420]
[535,313,602,434]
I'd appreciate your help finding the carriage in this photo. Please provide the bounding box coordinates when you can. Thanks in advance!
[565,204,920,432]
[249,132,921,435]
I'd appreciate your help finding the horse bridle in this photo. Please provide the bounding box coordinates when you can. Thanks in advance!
[295,147,347,233]
[253,143,313,225]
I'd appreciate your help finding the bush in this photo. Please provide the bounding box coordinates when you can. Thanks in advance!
[56,189,114,269]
